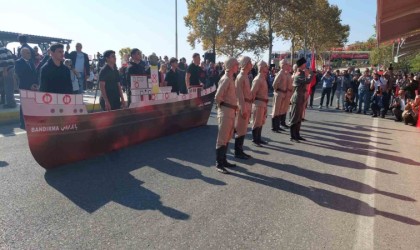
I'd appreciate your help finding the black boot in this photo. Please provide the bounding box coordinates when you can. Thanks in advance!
[216,146,229,174]
[252,128,262,147]
[276,116,285,131]
[271,117,280,133]
[258,127,268,145]
[290,124,300,142]
[296,122,306,141]
[224,143,236,168]
[239,136,251,158]
[280,114,290,129]
[234,136,249,159]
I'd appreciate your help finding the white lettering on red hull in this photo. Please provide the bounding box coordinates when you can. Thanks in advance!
[30,124,78,133]
[60,124,78,131]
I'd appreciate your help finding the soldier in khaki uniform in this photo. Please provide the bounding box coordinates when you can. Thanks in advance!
[214,57,239,174]
[279,63,293,129]
[271,59,289,132]
[234,56,253,159]
[290,58,315,142]
[251,61,269,146]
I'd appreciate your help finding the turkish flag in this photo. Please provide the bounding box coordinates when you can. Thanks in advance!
[307,49,316,96]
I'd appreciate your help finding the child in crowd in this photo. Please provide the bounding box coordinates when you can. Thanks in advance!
[344,88,355,113]
[371,88,383,117]
[402,95,420,126]
[391,90,405,122]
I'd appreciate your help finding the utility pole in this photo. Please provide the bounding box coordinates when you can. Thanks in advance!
[175,0,178,58]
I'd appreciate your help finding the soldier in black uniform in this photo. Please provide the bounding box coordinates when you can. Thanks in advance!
[289,58,315,142]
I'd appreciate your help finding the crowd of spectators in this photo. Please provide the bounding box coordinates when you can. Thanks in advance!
[310,65,420,126]
[1,34,419,129]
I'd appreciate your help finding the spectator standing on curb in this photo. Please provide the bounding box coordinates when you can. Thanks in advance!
[0,46,17,108]
[65,43,90,93]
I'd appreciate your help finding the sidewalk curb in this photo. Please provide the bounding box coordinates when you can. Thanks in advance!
[85,103,102,112]
[0,108,19,124]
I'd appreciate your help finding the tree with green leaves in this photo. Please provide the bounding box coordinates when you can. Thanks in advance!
[184,0,252,58]
[119,47,131,64]
[184,0,225,55]
[276,0,349,64]
[246,0,293,64]
[215,0,251,57]
[347,38,376,51]
[370,44,392,67]
[409,54,420,72]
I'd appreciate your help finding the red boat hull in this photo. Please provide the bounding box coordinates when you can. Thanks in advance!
[23,90,215,169]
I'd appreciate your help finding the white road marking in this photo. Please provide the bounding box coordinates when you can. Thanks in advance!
[0,131,27,138]
[314,96,321,100]
[353,118,378,250]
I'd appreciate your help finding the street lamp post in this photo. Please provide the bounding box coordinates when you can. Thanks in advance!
[175,0,178,59]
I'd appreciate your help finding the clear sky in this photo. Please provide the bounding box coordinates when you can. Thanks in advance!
[1,0,377,65]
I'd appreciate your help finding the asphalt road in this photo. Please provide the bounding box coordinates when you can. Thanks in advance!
[1,97,419,249]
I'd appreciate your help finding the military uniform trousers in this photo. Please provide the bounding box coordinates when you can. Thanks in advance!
[279,92,292,115]
[289,99,305,126]
[235,103,251,137]
[271,92,285,116]
[216,106,236,148]
[252,105,267,129]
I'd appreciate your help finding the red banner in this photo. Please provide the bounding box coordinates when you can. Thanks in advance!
[308,49,316,96]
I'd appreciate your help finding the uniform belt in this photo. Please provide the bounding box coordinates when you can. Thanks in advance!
[244,98,253,103]
[220,102,238,110]
[255,97,268,103]
[276,89,287,93]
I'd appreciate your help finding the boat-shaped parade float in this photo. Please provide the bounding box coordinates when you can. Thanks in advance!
[21,74,216,169]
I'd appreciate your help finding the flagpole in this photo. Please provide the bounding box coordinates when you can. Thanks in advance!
[175,0,178,59]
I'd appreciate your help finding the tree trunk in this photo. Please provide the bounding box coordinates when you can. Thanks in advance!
[212,36,216,61]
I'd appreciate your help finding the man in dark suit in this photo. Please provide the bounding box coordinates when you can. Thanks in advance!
[65,43,90,93]
[15,47,38,129]
[17,35,35,63]
[15,48,38,91]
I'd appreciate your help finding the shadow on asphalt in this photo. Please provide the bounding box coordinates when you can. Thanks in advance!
[230,166,420,226]
[303,124,393,141]
[263,142,397,174]
[0,161,9,167]
[301,134,420,167]
[302,132,396,152]
[0,122,20,137]
[310,120,392,134]
[328,120,419,133]
[41,117,418,225]
[44,124,224,219]
[244,159,415,202]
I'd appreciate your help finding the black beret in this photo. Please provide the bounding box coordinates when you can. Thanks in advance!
[297,57,306,67]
